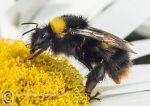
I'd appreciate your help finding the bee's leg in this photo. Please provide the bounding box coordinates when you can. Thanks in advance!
[27,49,44,60]
[75,46,93,70]
[75,56,93,70]
[87,92,101,101]
[86,60,105,100]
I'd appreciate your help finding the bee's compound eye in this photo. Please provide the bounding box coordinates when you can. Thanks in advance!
[42,35,46,38]
[40,34,46,38]
[42,32,49,38]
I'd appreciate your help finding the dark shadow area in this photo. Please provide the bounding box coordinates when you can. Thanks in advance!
[125,32,147,42]
[134,55,150,64]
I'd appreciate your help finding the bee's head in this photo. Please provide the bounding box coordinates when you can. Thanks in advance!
[30,26,53,54]
[22,16,66,54]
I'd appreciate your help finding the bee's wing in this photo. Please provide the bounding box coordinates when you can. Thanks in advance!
[72,27,135,53]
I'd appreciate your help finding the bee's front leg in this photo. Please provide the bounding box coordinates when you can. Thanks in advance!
[27,49,44,60]
[86,61,105,100]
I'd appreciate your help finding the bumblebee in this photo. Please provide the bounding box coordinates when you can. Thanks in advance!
[22,15,134,100]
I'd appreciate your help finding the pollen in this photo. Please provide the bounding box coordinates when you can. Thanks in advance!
[50,16,66,37]
[0,39,89,105]
[100,42,109,49]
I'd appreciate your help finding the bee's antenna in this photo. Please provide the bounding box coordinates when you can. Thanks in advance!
[21,23,39,36]
[22,28,37,36]
[21,23,38,29]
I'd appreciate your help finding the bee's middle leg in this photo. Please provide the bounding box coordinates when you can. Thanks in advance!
[75,46,93,70]
[85,61,105,100]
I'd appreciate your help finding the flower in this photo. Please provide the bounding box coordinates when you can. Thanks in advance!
[0,39,89,106]
[0,0,150,106]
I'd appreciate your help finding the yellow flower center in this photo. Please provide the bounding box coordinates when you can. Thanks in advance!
[0,39,89,105]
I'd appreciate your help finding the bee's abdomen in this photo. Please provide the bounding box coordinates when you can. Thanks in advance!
[62,15,88,29]
[106,49,132,84]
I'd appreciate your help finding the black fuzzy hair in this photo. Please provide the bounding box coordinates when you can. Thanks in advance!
[106,49,132,82]
[62,15,89,29]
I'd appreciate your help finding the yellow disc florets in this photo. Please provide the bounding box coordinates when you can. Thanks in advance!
[0,39,89,105]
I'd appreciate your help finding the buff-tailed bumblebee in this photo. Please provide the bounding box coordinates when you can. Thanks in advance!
[22,15,135,100]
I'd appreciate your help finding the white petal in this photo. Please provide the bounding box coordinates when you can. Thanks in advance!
[91,64,150,106]
[32,0,115,23]
[0,0,14,19]
[6,0,49,24]
[0,0,15,37]
[0,0,49,40]
[135,18,150,38]
[68,57,89,77]
[90,0,150,38]
[130,39,150,60]
[85,0,115,20]
[91,91,150,106]
[0,18,21,39]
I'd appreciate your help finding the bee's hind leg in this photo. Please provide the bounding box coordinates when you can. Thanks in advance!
[85,60,105,101]
[87,91,101,100]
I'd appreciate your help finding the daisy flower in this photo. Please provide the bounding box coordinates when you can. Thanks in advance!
[0,0,150,106]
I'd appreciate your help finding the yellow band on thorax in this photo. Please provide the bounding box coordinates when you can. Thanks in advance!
[49,16,66,38]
